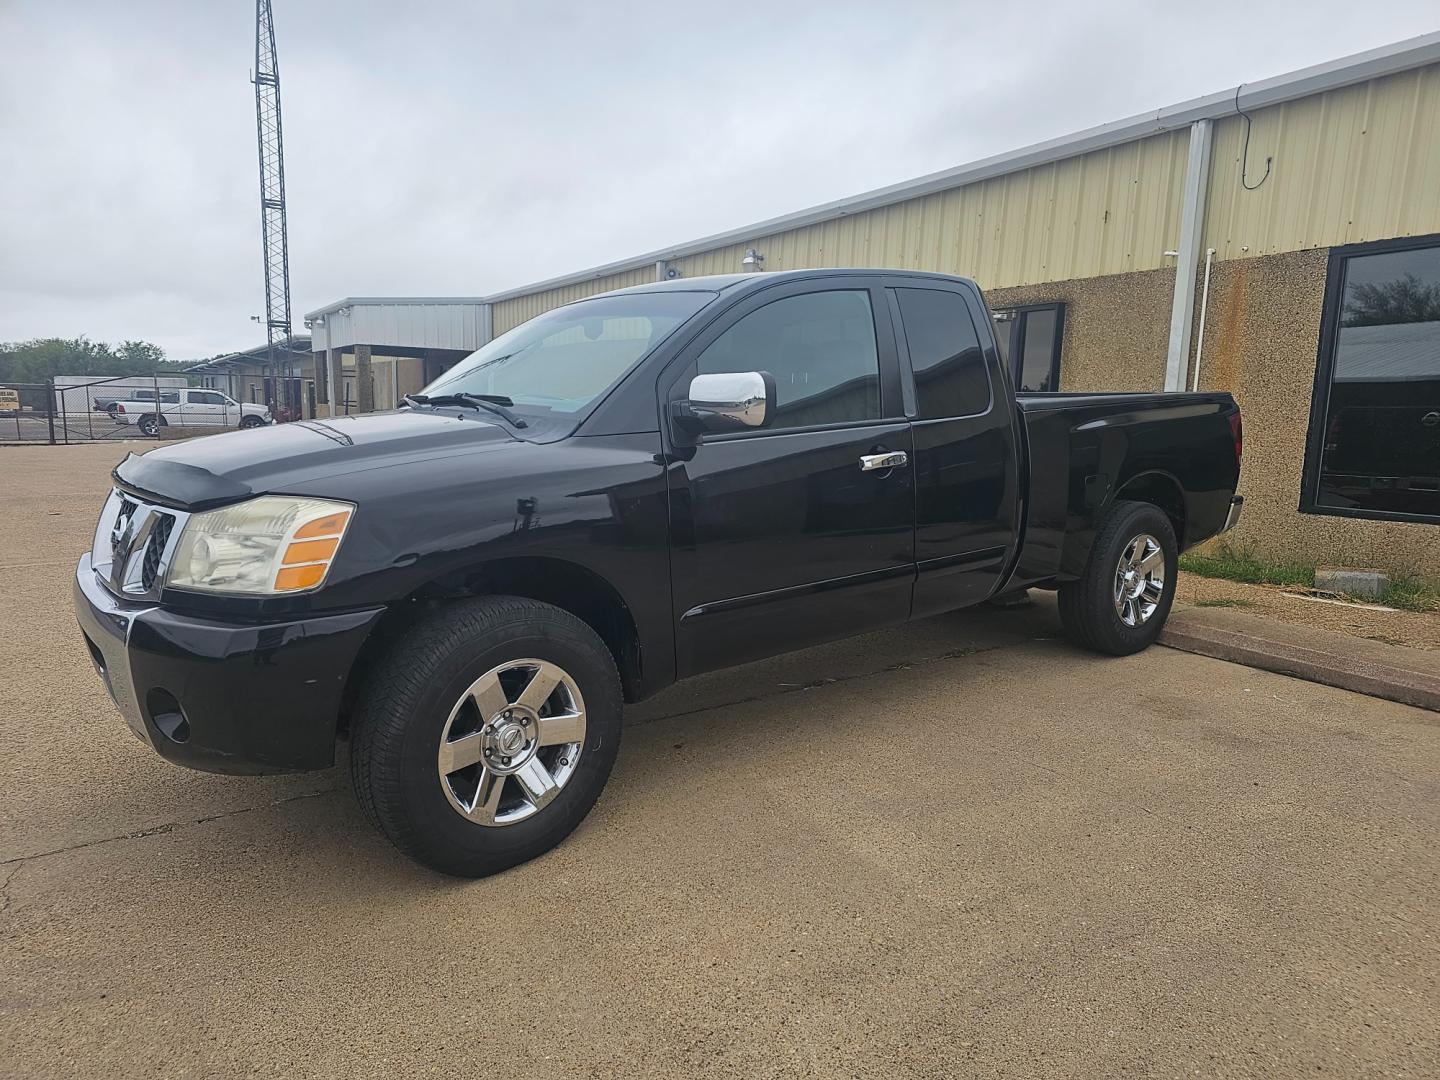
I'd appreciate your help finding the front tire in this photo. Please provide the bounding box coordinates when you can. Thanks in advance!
[349,597,623,877]
[1057,500,1177,656]
[239,416,264,429]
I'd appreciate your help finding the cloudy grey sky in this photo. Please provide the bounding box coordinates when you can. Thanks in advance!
[2,0,1437,360]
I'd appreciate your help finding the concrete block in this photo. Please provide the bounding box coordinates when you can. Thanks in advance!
[1314,566,1388,600]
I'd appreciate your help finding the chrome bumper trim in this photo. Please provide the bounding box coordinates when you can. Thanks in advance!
[1221,495,1244,533]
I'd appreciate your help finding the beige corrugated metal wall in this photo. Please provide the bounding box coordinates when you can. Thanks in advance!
[491,266,657,335]
[1204,63,1440,259]
[490,131,1191,334]
[488,62,1440,333]
[672,130,1191,289]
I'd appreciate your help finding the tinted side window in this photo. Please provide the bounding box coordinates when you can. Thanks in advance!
[696,290,881,430]
[190,391,223,405]
[896,288,991,418]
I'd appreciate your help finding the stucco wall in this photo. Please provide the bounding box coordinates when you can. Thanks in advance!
[1188,247,1439,582]
[985,267,1173,393]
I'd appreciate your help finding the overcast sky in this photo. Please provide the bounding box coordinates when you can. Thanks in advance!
[1,1,1436,360]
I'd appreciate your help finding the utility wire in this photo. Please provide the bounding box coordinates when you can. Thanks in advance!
[1235,83,1272,191]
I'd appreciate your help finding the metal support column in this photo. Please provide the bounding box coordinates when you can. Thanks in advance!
[355,344,374,414]
[1164,119,1213,392]
[327,349,343,413]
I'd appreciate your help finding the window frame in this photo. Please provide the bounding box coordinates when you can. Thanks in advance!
[1300,231,1440,526]
[888,283,995,422]
[660,276,905,444]
[992,302,1065,394]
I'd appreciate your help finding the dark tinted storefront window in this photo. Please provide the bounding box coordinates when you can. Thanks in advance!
[992,303,1064,392]
[895,288,991,418]
[1306,238,1440,522]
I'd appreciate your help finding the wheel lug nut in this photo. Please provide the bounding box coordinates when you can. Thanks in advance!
[484,748,493,757]
[558,757,568,767]
[501,755,511,765]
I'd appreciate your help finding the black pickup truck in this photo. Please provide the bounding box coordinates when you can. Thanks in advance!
[75,269,1243,875]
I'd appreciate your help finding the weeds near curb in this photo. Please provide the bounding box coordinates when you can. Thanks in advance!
[1179,546,1439,614]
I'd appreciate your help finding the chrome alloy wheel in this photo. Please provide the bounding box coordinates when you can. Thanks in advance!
[1113,532,1166,628]
[436,659,586,827]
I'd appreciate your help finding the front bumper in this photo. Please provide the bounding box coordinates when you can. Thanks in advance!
[74,554,384,775]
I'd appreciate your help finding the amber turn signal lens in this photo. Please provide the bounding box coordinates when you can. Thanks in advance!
[282,537,339,565]
[274,563,326,591]
[294,510,351,539]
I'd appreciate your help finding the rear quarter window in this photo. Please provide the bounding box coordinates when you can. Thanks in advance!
[896,288,992,419]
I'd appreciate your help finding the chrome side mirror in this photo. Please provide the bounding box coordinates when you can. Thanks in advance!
[677,371,776,432]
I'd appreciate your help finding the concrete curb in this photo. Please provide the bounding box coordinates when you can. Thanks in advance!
[1160,608,1440,713]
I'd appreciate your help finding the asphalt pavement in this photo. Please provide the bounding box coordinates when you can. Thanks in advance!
[3,443,1438,1079]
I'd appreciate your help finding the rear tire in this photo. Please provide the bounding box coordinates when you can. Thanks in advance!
[349,596,623,877]
[1057,500,1177,656]
[137,414,161,438]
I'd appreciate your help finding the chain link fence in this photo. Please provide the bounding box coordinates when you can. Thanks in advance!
[0,372,278,445]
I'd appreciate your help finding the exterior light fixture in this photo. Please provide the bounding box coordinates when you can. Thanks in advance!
[742,248,764,271]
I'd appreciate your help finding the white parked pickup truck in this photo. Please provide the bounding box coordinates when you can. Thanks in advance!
[112,389,272,437]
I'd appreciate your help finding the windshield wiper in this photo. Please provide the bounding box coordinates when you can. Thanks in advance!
[403,392,528,429]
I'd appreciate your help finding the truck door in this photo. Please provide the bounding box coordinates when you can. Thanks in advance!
[887,280,1022,617]
[183,390,226,426]
[662,277,915,677]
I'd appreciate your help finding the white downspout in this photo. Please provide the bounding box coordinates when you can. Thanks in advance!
[1191,247,1216,392]
[1164,119,1214,391]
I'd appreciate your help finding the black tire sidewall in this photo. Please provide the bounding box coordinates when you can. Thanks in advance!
[374,609,621,874]
[1075,502,1178,654]
[139,415,159,437]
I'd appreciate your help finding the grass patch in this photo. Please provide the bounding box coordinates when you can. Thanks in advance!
[1381,574,1440,614]
[1178,549,1314,589]
[1180,546,1440,614]
[1192,597,1256,608]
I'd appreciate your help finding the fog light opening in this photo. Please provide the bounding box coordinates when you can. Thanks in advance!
[145,688,191,744]
[82,633,107,675]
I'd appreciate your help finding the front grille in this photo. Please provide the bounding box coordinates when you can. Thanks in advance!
[94,487,187,599]
[141,514,175,591]
[110,496,137,562]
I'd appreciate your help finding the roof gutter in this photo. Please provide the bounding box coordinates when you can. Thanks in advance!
[480,31,1440,304]
[302,296,490,321]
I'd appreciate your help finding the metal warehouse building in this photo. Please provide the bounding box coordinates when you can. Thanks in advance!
[308,32,1440,582]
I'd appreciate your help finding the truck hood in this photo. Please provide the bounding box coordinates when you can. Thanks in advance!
[114,409,517,509]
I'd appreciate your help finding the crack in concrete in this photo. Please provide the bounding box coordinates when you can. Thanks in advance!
[1,787,339,869]
[0,861,22,919]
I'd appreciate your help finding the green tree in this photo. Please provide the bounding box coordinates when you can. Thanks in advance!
[1342,274,1440,327]
[0,337,184,384]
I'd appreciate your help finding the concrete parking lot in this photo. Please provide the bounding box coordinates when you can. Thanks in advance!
[2,443,1438,1079]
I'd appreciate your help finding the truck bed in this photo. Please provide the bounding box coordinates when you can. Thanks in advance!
[1009,390,1241,588]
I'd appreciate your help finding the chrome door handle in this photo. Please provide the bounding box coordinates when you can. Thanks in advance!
[859,451,908,471]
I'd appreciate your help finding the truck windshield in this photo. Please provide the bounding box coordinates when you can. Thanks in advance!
[421,291,714,422]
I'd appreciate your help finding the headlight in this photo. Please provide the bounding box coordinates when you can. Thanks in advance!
[168,496,354,595]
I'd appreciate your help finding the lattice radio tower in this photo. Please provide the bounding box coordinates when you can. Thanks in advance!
[253,0,293,415]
